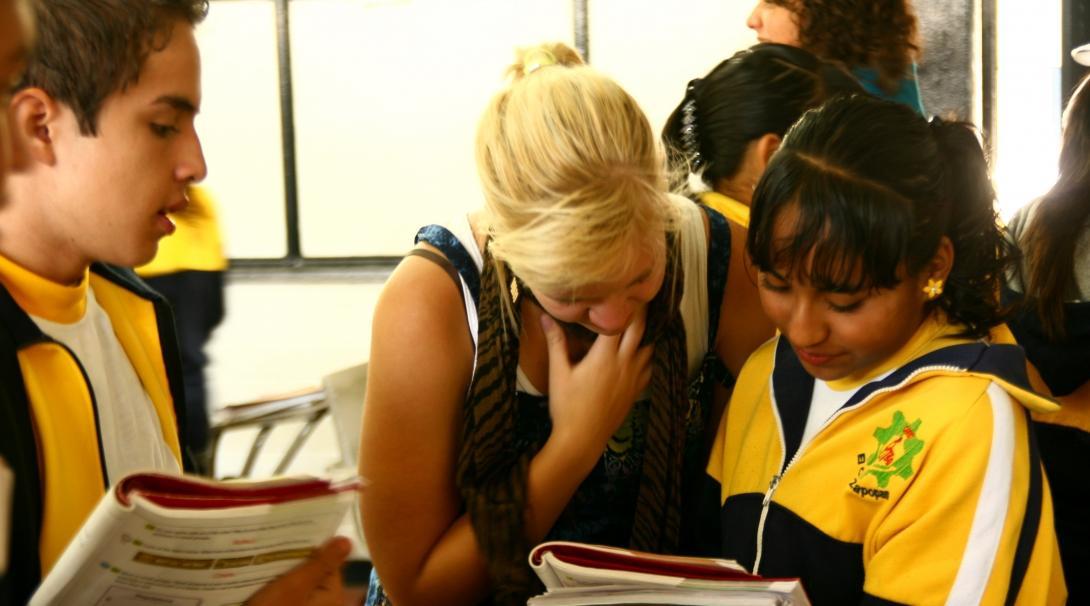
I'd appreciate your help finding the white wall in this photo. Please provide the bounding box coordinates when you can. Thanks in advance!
[206,278,383,405]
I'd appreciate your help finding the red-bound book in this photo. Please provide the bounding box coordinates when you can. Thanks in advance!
[528,541,810,605]
[31,472,360,606]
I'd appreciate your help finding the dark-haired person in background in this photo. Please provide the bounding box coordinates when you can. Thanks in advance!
[1005,63,1090,604]
[746,0,926,115]
[0,1,347,603]
[708,95,1065,604]
[662,43,863,228]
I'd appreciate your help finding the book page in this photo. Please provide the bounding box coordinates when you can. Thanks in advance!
[31,477,356,605]
[528,584,804,605]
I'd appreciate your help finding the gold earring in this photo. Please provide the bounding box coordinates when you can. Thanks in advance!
[923,278,944,300]
[509,276,520,303]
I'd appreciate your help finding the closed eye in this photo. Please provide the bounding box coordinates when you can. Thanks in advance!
[150,123,180,138]
[758,274,790,293]
[827,298,864,313]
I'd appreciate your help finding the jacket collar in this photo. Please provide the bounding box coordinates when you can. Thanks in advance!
[770,319,1059,466]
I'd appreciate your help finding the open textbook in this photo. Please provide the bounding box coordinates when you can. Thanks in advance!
[527,541,810,606]
[30,472,360,606]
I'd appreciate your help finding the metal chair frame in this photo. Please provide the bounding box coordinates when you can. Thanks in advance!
[208,388,329,478]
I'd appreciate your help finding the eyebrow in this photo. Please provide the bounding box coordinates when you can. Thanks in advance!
[152,95,198,114]
[568,266,653,302]
[626,266,652,287]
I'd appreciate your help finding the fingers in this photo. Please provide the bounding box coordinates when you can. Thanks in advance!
[618,309,647,356]
[634,340,654,391]
[299,536,352,585]
[540,313,571,373]
[636,360,653,392]
[247,537,351,605]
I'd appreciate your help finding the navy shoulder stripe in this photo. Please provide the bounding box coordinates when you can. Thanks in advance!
[772,338,815,466]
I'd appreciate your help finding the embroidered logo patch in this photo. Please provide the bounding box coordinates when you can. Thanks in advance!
[848,411,924,500]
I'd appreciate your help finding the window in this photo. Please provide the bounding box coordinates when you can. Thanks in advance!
[198,0,574,267]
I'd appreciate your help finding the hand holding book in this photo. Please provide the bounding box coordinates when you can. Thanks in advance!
[30,472,360,606]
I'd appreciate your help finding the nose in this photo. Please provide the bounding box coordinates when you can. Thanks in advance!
[178,128,208,184]
[785,298,828,349]
[746,3,762,31]
[588,296,635,336]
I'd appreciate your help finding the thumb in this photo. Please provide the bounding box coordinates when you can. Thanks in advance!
[540,313,570,372]
[247,537,351,604]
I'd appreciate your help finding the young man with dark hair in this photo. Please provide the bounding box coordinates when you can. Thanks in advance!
[0,1,348,603]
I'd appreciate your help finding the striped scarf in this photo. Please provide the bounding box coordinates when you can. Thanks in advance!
[455,237,689,605]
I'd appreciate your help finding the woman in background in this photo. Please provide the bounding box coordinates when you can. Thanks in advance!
[1005,72,1090,604]
[746,0,926,115]
[709,95,1066,604]
[662,43,863,227]
[359,43,772,606]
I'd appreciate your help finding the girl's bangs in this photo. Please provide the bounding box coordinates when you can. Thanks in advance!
[751,164,913,293]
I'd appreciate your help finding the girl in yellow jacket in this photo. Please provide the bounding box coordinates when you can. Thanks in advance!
[708,95,1067,604]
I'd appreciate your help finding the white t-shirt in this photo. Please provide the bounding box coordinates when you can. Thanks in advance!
[31,287,180,485]
[802,370,894,449]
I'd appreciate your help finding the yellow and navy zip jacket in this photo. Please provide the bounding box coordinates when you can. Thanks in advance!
[0,258,189,605]
[708,321,1066,605]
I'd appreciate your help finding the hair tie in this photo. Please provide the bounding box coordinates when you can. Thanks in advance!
[680,79,704,170]
[524,48,558,74]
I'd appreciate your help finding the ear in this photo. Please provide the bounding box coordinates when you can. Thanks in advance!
[917,236,955,294]
[753,133,782,175]
[9,88,62,167]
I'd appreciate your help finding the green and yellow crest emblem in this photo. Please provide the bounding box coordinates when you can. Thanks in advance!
[860,410,924,488]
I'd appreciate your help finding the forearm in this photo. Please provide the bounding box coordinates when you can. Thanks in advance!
[381,432,600,606]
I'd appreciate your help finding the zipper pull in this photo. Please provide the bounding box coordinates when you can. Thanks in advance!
[762,474,781,506]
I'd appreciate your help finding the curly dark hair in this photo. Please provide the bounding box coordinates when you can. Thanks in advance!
[769,0,920,95]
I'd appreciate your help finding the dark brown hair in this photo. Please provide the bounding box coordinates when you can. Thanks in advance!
[1018,74,1090,340]
[749,95,1013,339]
[662,43,863,189]
[17,0,209,135]
[769,0,919,95]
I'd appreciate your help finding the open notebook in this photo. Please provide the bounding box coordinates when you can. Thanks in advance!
[528,541,810,606]
[31,471,359,606]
